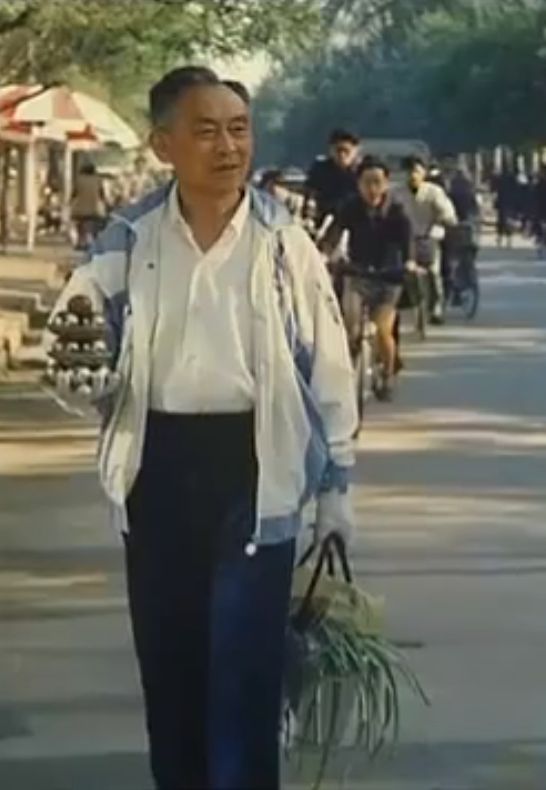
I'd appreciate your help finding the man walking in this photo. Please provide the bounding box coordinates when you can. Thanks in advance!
[47,66,357,790]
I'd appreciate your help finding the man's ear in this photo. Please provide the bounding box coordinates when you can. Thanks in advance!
[149,129,171,165]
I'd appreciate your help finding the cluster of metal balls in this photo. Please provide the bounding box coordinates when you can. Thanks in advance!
[45,295,116,398]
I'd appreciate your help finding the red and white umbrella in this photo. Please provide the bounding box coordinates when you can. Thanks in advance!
[0,84,140,250]
[0,84,139,149]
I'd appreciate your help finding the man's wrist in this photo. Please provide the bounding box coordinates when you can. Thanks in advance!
[319,462,351,495]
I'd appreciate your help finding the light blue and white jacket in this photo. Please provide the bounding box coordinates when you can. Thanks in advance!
[49,182,357,546]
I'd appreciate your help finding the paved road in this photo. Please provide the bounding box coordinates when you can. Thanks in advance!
[0,241,545,789]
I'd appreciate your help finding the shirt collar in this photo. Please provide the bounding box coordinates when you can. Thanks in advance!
[167,181,250,245]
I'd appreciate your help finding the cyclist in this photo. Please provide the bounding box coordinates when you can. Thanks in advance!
[321,157,414,402]
[445,167,481,300]
[397,156,457,325]
[304,128,360,228]
[449,167,479,224]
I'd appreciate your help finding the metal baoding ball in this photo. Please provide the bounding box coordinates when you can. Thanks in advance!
[67,295,94,318]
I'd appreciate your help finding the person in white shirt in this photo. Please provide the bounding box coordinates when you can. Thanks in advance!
[396,156,457,324]
[46,66,356,790]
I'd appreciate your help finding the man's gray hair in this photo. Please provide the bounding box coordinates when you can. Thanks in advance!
[150,66,219,126]
[150,66,250,127]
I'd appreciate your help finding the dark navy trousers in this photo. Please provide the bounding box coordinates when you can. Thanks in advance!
[124,411,295,790]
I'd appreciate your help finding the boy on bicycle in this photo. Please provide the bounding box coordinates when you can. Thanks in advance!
[321,157,415,401]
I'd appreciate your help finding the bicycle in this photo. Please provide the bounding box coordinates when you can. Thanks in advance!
[334,262,397,426]
[445,222,480,320]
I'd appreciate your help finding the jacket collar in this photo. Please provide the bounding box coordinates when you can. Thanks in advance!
[112,179,294,237]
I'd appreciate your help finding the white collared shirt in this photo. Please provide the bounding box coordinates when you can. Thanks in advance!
[149,184,255,413]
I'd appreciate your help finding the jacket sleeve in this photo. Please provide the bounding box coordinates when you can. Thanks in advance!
[43,223,133,421]
[45,220,132,358]
[281,225,358,492]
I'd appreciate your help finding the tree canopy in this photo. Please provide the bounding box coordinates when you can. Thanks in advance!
[1,0,544,158]
[0,0,322,127]
[254,0,546,165]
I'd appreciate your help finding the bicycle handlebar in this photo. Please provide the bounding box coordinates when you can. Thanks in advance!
[328,259,425,281]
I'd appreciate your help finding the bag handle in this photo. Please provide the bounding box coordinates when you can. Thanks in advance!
[294,533,353,628]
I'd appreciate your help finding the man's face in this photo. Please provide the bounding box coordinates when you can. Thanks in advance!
[408,163,426,190]
[331,140,358,170]
[150,84,253,197]
[358,167,389,208]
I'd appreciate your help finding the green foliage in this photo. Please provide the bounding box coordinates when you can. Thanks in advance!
[0,0,321,128]
[255,0,546,164]
[414,3,546,149]
[286,614,428,790]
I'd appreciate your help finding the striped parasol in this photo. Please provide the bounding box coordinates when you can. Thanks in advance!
[0,84,139,149]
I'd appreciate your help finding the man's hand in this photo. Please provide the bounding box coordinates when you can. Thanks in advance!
[405,259,419,273]
[314,489,355,547]
[47,366,121,401]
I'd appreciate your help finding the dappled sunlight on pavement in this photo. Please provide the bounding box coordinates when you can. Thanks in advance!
[0,390,97,475]
[358,410,546,454]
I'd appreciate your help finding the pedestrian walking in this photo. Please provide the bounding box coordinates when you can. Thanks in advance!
[47,65,357,790]
[70,162,108,250]
[492,168,518,248]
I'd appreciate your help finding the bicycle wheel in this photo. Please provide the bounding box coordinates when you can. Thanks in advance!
[454,249,480,320]
[459,277,479,319]
[415,301,427,340]
[354,337,370,424]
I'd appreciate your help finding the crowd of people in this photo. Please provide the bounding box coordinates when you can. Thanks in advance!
[262,127,483,400]
[491,163,546,251]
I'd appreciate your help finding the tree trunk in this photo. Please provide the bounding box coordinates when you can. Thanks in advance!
[0,142,10,253]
